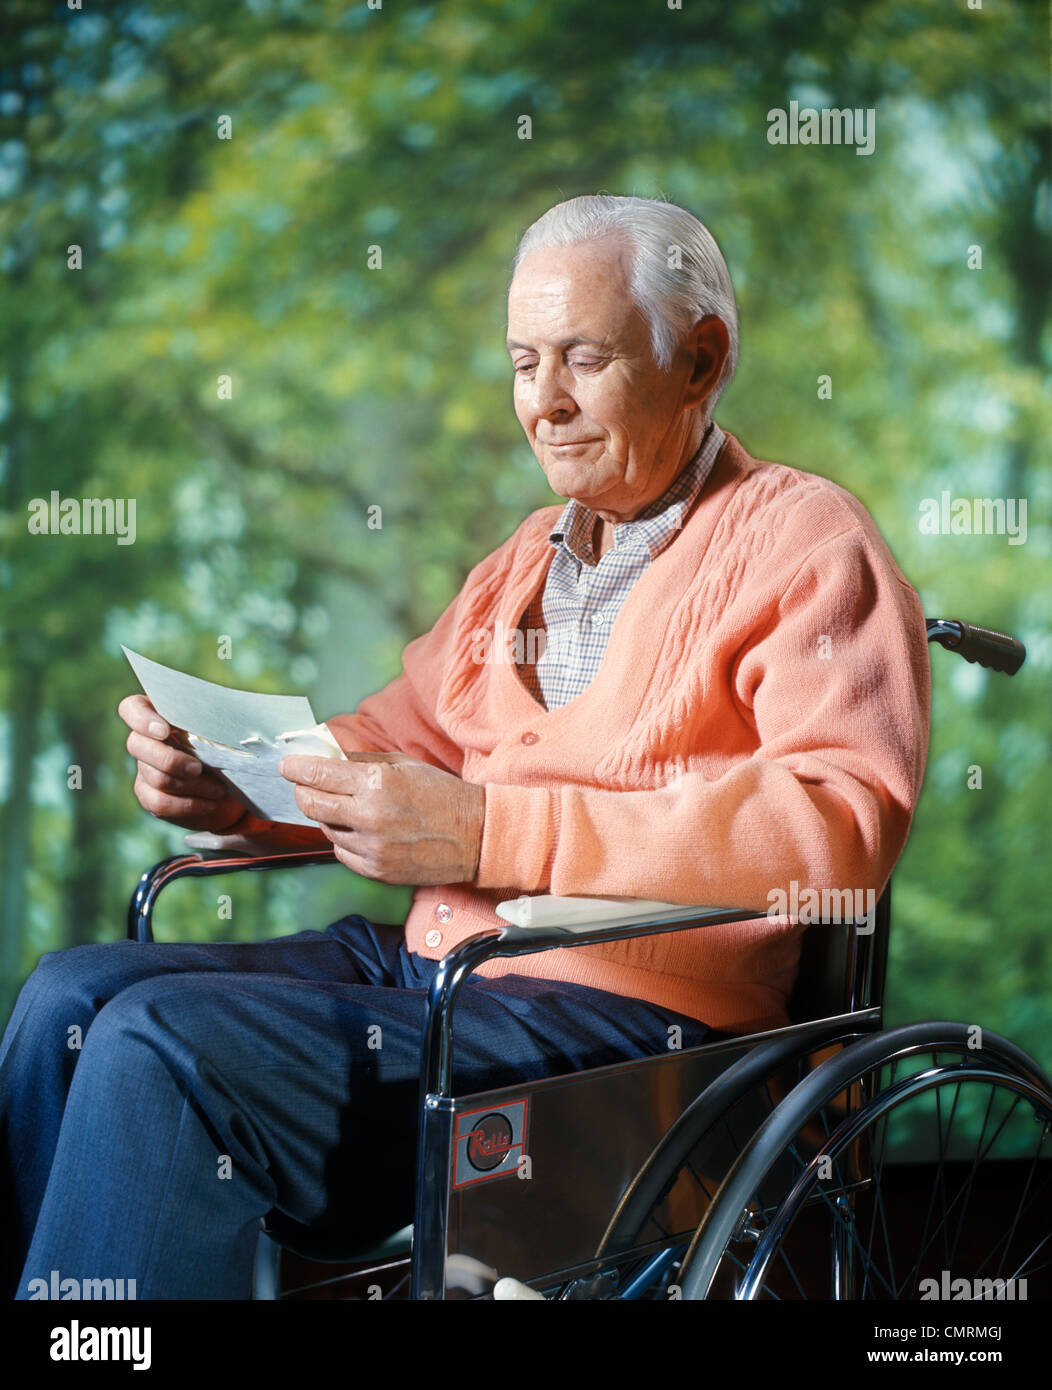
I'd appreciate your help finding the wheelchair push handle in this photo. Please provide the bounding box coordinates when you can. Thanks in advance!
[926,619,1025,676]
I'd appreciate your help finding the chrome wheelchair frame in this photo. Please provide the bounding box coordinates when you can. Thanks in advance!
[126,617,1052,1300]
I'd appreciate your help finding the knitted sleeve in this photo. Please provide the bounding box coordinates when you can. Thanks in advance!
[476,526,931,909]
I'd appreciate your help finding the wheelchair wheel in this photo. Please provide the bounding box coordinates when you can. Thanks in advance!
[675,1022,1052,1300]
[574,1018,876,1300]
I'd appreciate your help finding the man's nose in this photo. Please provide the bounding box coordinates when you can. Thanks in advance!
[531,358,577,419]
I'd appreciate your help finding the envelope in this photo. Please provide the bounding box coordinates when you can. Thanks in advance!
[122,646,346,826]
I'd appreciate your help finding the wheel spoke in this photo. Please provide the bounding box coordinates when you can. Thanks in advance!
[860,1103,899,1296]
[760,1157,901,1300]
[893,1081,1035,1292]
[771,1240,807,1300]
[944,1084,1003,1273]
[906,1069,963,1294]
[1001,1231,1052,1287]
[685,1159,715,1204]
[972,1164,1052,1281]
[987,1123,1047,1278]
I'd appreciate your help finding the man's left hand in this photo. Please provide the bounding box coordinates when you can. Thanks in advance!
[278,752,486,885]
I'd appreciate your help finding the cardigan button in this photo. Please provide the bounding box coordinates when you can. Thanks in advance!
[425,929,443,949]
[434,903,453,923]
[521,731,539,745]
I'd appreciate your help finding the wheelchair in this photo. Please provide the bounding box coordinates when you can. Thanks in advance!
[127,617,1052,1300]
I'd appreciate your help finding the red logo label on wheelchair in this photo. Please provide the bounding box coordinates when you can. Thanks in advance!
[465,1113,514,1170]
[453,1099,528,1187]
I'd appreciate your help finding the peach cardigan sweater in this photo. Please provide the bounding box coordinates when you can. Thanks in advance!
[328,432,931,1033]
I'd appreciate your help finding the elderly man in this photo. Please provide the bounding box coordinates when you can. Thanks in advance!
[1,195,930,1299]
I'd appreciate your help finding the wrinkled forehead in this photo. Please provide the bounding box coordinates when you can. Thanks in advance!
[506,238,645,347]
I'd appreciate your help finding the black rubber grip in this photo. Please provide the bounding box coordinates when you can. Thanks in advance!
[951,622,1026,675]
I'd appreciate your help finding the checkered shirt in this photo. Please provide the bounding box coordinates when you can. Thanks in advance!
[517,422,726,710]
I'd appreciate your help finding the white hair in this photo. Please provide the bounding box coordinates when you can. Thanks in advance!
[512,194,739,409]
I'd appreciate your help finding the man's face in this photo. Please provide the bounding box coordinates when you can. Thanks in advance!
[506,238,703,521]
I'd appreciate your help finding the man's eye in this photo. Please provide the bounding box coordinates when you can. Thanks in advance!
[512,361,536,374]
[570,359,602,370]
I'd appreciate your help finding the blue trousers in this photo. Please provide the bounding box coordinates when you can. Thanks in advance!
[0,916,713,1299]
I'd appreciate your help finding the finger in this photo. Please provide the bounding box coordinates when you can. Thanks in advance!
[290,783,359,829]
[278,755,372,792]
[118,693,170,740]
[133,770,223,821]
[125,729,219,784]
[325,828,397,881]
[136,758,229,801]
[331,841,379,880]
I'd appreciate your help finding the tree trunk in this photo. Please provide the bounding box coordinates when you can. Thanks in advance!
[60,711,109,949]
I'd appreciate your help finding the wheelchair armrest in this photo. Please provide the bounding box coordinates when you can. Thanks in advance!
[420,900,769,1100]
[127,845,338,942]
[495,894,723,932]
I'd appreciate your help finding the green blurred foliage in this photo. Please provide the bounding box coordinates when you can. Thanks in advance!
[0,0,1048,1070]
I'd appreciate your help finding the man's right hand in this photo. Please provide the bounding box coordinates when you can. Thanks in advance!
[118,693,250,834]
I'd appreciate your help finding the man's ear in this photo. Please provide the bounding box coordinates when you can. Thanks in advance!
[683,315,730,410]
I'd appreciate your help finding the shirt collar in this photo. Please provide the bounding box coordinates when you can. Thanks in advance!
[548,421,725,565]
